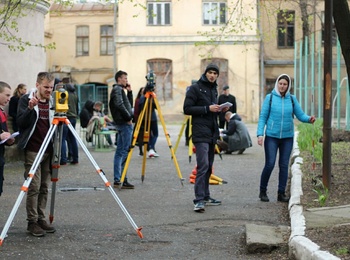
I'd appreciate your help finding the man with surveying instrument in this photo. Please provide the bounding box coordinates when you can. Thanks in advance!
[17,72,56,237]
[0,72,144,243]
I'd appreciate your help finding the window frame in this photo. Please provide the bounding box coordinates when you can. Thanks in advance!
[202,1,227,25]
[277,10,295,49]
[100,25,114,56]
[147,1,171,26]
[76,25,89,57]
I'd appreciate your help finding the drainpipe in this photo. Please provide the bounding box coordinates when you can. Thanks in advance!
[113,0,118,78]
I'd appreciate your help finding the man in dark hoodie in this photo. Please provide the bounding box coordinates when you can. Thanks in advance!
[79,100,94,129]
[183,64,226,212]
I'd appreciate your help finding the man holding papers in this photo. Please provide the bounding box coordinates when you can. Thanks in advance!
[218,85,236,129]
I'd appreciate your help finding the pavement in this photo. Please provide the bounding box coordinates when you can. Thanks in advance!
[0,122,347,259]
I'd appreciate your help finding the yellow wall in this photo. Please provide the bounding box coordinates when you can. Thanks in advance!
[45,1,261,121]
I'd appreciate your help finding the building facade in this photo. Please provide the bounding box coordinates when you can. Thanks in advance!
[45,1,260,121]
[44,0,347,121]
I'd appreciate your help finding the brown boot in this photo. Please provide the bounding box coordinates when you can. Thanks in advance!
[37,219,56,233]
[27,222,45,237]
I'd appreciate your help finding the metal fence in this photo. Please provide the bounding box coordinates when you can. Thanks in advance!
[76,84,109,115]
[294,31,350,130]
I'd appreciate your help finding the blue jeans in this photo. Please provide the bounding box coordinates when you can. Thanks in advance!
[193,142,215,204]
[113,123,133,182]
[61,118,79,163]
[259,136,293,194]
[148,120,158,151]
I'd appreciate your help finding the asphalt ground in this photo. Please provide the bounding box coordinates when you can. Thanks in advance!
[0,123,290,259]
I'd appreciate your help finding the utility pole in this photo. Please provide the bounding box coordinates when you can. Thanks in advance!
[322,0,333,189]
[113,0,118,78]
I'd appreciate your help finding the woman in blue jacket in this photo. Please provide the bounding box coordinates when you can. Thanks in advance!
[257,74,315,202]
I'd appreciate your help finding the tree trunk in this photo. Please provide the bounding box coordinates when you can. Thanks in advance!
[333,0,350,91]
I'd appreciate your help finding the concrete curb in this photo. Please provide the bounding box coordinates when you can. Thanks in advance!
[288,132,341,260]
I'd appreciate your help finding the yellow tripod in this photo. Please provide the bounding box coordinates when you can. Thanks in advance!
[120,91,184,186]
[174,115,194,163]
[174,115,222,162]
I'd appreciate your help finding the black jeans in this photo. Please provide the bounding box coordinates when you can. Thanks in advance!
[193,142,215,204]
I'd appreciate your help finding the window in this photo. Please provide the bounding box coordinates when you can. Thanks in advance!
[100,25,113,56]
[147,1,171,26]
[277,10,295,48]
[203,1,226,25]
[147,59,172,100]
[321,11,337,46]
[76,26,89,56]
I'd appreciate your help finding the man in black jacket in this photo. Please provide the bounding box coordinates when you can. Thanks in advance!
[183,64,226,212]
[109,70,134,189]
[218,85,236,129]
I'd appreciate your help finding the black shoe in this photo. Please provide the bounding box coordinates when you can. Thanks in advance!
[277,193,290,202]
[121,181,134,189]
[113,181,121,188]
[217,140,228,151]
[259,191,269,202]
[237,149,245,154]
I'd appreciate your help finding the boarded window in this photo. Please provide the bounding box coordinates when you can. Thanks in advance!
[147,59,173,101]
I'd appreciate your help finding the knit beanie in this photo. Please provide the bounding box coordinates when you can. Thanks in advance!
[204,63,220,76]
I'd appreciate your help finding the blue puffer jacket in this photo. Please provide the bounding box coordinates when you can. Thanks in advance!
[257,74,311,139]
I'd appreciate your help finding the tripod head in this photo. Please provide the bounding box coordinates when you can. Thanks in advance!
[53,88,69,113]
[144,70,156,93]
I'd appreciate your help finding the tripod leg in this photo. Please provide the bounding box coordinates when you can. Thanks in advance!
[0,123,58,245]
[152,96,184,185]
[66,122,143,238]
[120,97,150,185]
[188,116,193,163]
[174,116,188,154]
[49,123,64,223]
[141,97,153,181]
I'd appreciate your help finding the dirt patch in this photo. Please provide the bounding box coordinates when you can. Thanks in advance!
[301,128,350,259]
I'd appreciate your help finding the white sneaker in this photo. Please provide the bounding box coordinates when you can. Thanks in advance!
[147,149,156,158]
[153,151,160,157]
